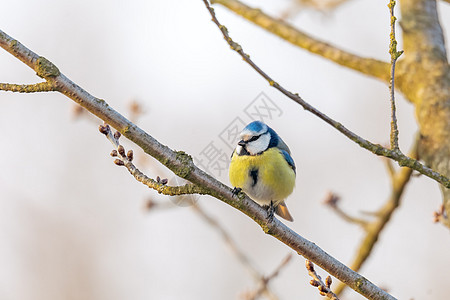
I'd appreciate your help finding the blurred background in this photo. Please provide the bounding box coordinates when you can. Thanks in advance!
[0,0,449,299]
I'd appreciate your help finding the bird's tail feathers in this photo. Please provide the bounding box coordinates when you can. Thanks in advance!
[276,201,294,222]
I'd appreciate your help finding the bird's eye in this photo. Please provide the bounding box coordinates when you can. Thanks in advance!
[247,135,260,143]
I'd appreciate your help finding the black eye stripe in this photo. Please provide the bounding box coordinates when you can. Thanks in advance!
[247,135,260,142]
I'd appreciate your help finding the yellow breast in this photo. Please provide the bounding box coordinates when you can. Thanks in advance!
[229,147,296,206]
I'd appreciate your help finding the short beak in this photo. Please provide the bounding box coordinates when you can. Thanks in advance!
[238,140,246,147]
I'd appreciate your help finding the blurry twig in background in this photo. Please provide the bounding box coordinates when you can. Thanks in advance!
[243,254,292,300]
[72,104,99,122]
[192,203,262,279]
[280,0,352,19]
[192,202,290,300]
[326,140,417,295]
[127,99,145,124]
[323,193,368,227]
[305,260,339,300]
[144,197,176,211]
[203,0,450,188]
[433,204,449,227]
[210,0,390,81]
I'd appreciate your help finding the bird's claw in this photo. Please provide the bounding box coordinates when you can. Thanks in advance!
[267,201,275,222]
[232,187,242,197]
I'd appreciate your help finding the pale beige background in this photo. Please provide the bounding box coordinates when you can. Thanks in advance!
[0,0,449,299]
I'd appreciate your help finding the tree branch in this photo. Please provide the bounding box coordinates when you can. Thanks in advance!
[210,0,391,82]
[0,27,395,300]
[192,203,263,278]
[99,124,210,196]
[323,193,369,228]
[0,81,56,93]
[388,0,403,151]
[202,1,449,188]
[245,254,292,300]
[194,203,281,299]
[306,260,339,300]
[398,0,450,228]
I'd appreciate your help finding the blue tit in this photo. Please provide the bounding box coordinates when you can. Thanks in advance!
[229,121,296,221]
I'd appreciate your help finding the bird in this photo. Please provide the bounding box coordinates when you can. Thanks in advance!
[229,121,296,221]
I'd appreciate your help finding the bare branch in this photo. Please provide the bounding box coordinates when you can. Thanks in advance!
[305,260,339,300]
[201,1,449,188]
[385,156,396,180]
[265,254,292,285]
[323,192,369,227]
[210,0,390,82]
[193,203,283,300]
[99,124,210,196]
[329,6,409,290]
[245,254,292,300]
[334,141,417,295]
[0,81,56,93]
[388,0,403,151]
[192,203,262,279]
[399,0,450,227]
[0,27,396,299]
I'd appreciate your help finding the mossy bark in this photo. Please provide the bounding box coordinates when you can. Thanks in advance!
[397,0,450,222]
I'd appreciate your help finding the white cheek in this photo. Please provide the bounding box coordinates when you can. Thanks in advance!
[247,133,270,155]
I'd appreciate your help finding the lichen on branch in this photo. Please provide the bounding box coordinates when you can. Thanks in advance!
[0,81,56,93]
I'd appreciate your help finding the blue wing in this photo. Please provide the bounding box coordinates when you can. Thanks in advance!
[280,149,296,174]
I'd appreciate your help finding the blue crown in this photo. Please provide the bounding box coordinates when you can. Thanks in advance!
[244,121,267,134]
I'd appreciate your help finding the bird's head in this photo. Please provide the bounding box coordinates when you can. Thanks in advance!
[236,121,276,156]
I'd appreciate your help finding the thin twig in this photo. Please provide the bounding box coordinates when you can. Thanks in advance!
[202,0,449,189]
[192,203,262,279]
[245,254,292,300]
[0,81,56,92]
[388,0,403,151]
[211,0,391,82]
[99,123,209,196]
[264,254,292,287]
[305,260,339,300]
[0,27,397,300]
[323,192,369,227]
[385,157,396,180]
